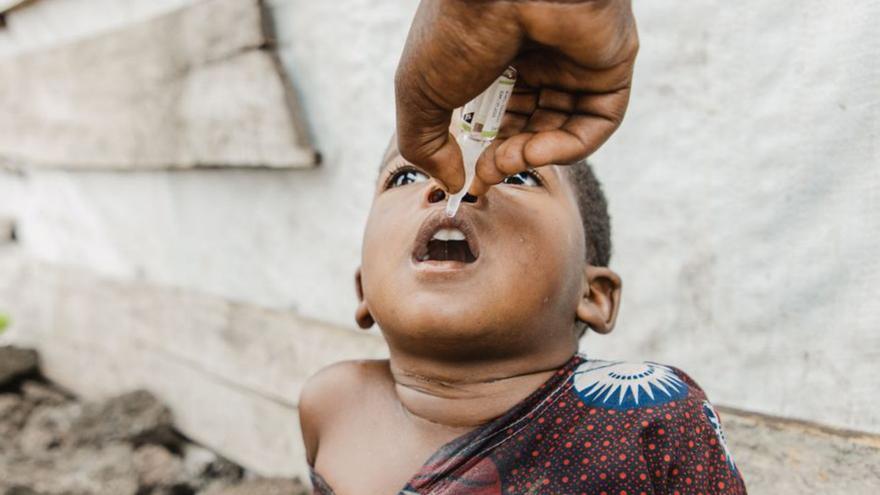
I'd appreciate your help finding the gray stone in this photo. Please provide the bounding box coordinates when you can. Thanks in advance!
[0,347,37,386]
[182,443,219,480]
[202,456,245,485]
[0,351,288,495]
[0,443,139,495]
[71,390,174,447]
[0,394,32,446]
[180,443,245,489]
[132,444,186,487]
[17,403,82,455]
[3,487,47,495]
[199,478,308,495]
[20,381,70,408]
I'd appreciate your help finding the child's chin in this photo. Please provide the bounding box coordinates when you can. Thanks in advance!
[381,304,512,342]
[384,322,516,358]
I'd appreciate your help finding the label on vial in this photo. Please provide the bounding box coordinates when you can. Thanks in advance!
[459,67,516,140]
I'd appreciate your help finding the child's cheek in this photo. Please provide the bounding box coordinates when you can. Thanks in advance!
[493,200,584,317]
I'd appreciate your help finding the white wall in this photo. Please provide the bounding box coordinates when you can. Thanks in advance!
[0,0,419,322]
[587,2,879,433]
[0,0,191,55]
[0,0,877,435]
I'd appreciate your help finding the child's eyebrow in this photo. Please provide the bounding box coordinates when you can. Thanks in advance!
[375,148,402,185]
[379,149,401,172]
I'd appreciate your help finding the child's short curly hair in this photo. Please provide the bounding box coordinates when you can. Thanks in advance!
[565,160,612,267]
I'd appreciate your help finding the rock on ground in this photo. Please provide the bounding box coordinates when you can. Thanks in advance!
[0,347,38,386]
[200,478,309,495]
[0,443,140,495]
[0,347,308,495]
[18,402,82,454]
[71,390,175,447]
[133,444,187,487]
[20,381,70,407]
[0,394,33,445]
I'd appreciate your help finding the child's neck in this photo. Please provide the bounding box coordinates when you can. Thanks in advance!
[387,346,576,430]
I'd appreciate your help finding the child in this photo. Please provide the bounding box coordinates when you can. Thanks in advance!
[299,139,747,494]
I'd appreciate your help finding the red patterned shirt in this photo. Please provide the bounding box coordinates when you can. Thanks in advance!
[310,354,747,494]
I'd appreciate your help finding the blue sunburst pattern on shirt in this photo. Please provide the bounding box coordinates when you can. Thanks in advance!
[572,361,689,411]
[702,400,738,473]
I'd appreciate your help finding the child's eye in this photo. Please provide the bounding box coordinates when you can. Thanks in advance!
[502,170,542,187]
[387,167,429,189]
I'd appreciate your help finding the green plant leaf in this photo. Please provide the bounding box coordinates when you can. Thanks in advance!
[0,313,9,335]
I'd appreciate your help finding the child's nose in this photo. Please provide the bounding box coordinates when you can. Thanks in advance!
[427,186,446,204]
[426,185,478,205]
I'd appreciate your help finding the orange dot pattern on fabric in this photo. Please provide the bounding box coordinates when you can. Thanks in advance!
[481,380,745,493]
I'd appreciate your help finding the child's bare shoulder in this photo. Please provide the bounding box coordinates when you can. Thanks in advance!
[298,359,392,463]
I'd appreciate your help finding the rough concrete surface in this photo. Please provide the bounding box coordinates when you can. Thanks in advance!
[0,0,315,169]
[721,408,880,493]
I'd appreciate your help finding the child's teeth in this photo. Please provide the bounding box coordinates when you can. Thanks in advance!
[432,228,466,241]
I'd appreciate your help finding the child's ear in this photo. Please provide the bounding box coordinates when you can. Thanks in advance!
[354,268,375,329]
[575,266,622,334]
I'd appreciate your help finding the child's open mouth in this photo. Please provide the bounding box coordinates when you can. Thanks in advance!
[424,229,477,263]
[412,212,480,265]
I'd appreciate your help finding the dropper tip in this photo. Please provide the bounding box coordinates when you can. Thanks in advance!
[445,197,461,217]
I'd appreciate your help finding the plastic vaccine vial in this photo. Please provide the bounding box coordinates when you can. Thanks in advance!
[445,66,517,217]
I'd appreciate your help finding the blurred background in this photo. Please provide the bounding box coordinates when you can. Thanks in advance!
[0,0,877,493]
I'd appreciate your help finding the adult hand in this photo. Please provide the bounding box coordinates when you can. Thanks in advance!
[395,0,638,195]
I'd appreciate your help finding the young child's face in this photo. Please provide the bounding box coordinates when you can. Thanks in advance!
[357,143,590,357]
